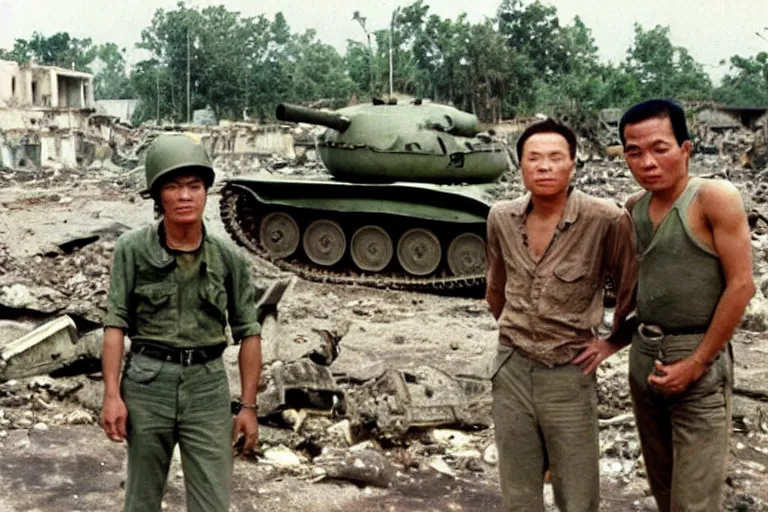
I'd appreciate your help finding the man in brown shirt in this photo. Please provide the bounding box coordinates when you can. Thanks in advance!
[485,119,637,511]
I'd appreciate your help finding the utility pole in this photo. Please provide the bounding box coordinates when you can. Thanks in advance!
[186,26,191,123]
[389,15,394,98]
[353,11,376,100]
[156,70,160,124]
[389,7,399,98]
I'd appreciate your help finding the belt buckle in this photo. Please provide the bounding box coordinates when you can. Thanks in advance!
[182,349,194,366]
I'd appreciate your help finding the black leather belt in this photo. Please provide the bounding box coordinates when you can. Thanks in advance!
[131,341,227,366]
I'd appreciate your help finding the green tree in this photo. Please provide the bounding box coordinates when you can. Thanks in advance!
[92,43,133,99]
[0,31,96,71]
[714,52,768,106]
[623,24,712,101]
[285,29,358,104]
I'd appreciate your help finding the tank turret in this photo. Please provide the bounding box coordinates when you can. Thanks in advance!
[275,101,507,184]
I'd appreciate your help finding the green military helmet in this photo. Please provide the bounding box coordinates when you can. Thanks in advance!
[141,134,215,197]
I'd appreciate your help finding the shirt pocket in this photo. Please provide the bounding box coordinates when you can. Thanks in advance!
[545,263,597,315]
[199,279,228,325]
[124,353,165,384]
[133,283,176,336]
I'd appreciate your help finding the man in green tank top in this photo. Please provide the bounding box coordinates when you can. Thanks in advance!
[99,134,267,511]
[486,119,638,511]
[617,99,756,512]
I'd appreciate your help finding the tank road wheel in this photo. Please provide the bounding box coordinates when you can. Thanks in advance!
[397,228,442,276]
[259,212,300,258]
[303,219,346,266]
[350,225,393,272]
[447,233,486,276]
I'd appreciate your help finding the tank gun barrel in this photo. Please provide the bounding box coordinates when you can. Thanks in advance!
[276,103,351,132]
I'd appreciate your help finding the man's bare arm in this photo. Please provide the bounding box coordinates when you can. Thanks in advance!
[102,327,125,397]
[100,327,127,441]
[238,335,262,405]
[231,334,262,453]
[691,181,755,366]
[485,209,507,320]
[605,208,638,347]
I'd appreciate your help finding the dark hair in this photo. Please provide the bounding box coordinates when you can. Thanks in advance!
[516,118,577,161]
[618,99,690,147]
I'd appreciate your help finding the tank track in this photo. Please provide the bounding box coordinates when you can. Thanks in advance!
[219,184,487,294]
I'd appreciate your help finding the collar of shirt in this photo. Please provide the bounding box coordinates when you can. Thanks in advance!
[508,186,582,229]
[142,219,213,271]
[509,187,583,253]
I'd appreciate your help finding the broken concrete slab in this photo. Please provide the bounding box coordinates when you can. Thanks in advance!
[333,361,388,384]
[349,366,476,439]
[261,318,350,366]
[0,315,80,381]
[42,221,130,256]
[314,447,394,488]
[0,320,36,347]
[258,359,346,419]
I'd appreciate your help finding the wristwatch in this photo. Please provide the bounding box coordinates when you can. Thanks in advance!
[230,400,258,415]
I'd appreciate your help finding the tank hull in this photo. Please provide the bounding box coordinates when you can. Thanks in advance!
[219,177,492,293]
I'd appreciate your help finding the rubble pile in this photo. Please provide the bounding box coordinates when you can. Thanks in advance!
[0,239,116,325]
[0,244,10,276]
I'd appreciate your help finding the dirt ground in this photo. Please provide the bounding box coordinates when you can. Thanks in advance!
[1,170,767,511]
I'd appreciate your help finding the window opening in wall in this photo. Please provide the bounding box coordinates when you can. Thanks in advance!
[11,77,15,95]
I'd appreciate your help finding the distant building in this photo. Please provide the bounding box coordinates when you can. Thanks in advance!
[0,59,94,110]
[0,59,96,170]
[96,99,139,123]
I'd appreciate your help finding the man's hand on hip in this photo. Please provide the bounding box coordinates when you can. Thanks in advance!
[572,338,622,375]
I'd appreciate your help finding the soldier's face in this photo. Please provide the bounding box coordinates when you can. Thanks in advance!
[160,174,207,224]
[520,132,575,198]
[622,116,691,192]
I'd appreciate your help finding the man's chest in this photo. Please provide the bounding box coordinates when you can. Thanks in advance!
[524,217,560,261]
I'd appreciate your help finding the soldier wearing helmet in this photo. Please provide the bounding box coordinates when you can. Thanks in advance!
[99,134,265,512]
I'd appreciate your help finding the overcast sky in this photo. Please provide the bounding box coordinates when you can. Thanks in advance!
[2,0,767,83]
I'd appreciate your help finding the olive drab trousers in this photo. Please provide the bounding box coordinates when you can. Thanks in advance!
[629,327,733,512]
[490,346,600,512]
[120,352,234,512]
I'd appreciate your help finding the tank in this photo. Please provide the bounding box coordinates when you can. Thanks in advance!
[218,99,510,294]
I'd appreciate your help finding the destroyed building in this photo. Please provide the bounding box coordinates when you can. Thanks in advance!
[0,59,94,110]
[0,58,96,170]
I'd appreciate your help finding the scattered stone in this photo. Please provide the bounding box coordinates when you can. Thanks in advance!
[428,456,456,478]
[483,444,498,466]
[314,447,393,488]
[261,445,304,468]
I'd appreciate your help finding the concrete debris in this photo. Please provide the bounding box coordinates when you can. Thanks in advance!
[261,445,306,468]
[428,456,457,478]
[348,366,476,439]
[483,444,498,466]
[326,419,354,446]
[313,447,394,488]
[257,358,346,419]
[0,315,79,381]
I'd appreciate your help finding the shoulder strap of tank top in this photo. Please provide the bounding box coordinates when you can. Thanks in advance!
[671,177,701,213]
[632,190,651,219]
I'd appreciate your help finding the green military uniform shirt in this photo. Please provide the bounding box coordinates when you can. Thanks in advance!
[104,220,264,348]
